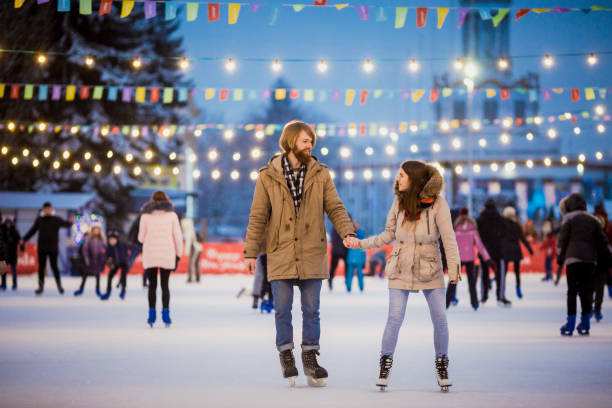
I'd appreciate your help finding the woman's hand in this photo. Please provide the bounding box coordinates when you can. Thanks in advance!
[343,237,360,249]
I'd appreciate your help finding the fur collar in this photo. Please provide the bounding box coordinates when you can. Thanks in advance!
[141,199,174,214]
[454,215,477,229]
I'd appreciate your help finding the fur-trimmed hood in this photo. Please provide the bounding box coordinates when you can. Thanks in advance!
[418,164,444,199]
[141,199,174,214]
[454,215,477,230]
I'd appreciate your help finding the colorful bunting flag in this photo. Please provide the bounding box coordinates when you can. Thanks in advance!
[80,86,90,99]
[15,0,25,8]
[543,89,552,101]
[163,87,174,103]
[219,88,229,101]
[412,89,425,102]
[442,88,453,97]
[345,89,356,106]
[585,88,595,100]
[275,89,286,100]
[515,9,530,20]
[186,3,198,21]
[492,8,509,26]
[501,89,510,100]
[429,89,439,102]
[52,85,61,100]
[228,4,241,24]
[335,4,349,10]
[395,7,408,28]
[571,88,580,102]
[144,2,156,19]
[314,0,327,5]
[356,6,369,20]
[304,89,314,101]
[437,8,449,29]
[479,9,492,20]
[80,0,92,15]
[417,7,428,28]
[121,87,131,102]
[205,88,215,100]
[375,6,388,22]
[58,0,70,12]
[99,0,112,15]
[66,85,76,101]
[150,88,160,102]
[166,2,177,20]
[93,86,104,100]
[38,85,48,101]
[458,8,469,28]
[208,3,220,21]
[359,90,369,105]
[24,84,33,100]
[269,7,279,25]
[135,87,146,103]
[179,88,189,102]
[290,89,300,99]
[293,5,305,12]
[120,1,134,18]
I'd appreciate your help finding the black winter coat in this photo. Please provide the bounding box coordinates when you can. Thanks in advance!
[0,226,5,262]
[22,215,72,252]
[331,228,348,257]
[557,211,611,266]
[502,217,533,261]
[1,222,21,264]
[477,208,506,260]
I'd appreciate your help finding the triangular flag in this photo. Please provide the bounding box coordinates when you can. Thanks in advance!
[80,0,92,14]
[228,4,241,24]
[458,8,468,28]
[486,89,496,98]
[585,88,595,100]
[417,8,428,28]
[120,1,134,18]
[479,9,492,20]
[551,6,571,13]
[374,89,383,99]
[144,2,156,18]
[99,0,112,15]
[208,3,220,21]
[205,88,216,100]
[186,3,198,21]
[552,88,564,94]
[293,5,305,12]
[429,89,439,102]
[135,87,146,103]
[275,89,286,100]
[359,90,369,105]
[395,7,408,28]
[250,3,261,12]
[501,89,510,100]
[15,0,25,8]
[437,8,449,29]
[356,6,369,20]
[492,8,509,27]
[375,6,387,22]
[334,4,349,10]
[532,9,551,13]
[412,89,425,102]
[592,5,612,11]
[571,88,580,102]
[515,9,530,20]
[345,90,356,106]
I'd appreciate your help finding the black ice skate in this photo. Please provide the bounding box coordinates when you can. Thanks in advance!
[301,349,328,387]
[376,355,393,390]
[435,355,452,392]
[279,350,298,387]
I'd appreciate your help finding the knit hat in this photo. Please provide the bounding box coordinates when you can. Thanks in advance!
[503,206,516,218]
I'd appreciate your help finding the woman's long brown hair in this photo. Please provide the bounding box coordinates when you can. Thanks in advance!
[395,161,431,222]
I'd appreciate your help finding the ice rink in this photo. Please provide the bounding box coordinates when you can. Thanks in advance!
[1,273,611,408]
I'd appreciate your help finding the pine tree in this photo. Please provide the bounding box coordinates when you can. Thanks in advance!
[0,1,192,223]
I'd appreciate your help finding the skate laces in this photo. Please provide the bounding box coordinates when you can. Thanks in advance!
[379,355,393,378]
[281,351,295,366]
[435,356,449,379]
[302,350,321,368]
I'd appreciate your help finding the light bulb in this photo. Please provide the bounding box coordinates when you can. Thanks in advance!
[432,143,441,153]
[230,170,240,180]
[543,54,554,68]
[363,169,373,181]
[498,57,509,71]
[179,57,190,70]
[271,59,282,72]
[225,58,236,72]
[211,169,221,180]
[37,54,47,65]
[317,59,328,73]
[84,55,95,67]
[344,170,354,181]
[587,52,598,66]
[408,58,419,73]
[132,57,142,69]
[454,58,464,71]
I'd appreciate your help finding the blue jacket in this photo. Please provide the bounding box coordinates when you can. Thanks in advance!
[347,229,366,266]
[106,240,135,267]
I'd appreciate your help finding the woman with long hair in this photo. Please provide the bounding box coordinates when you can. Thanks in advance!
[74,222,106,297]
[345,161,460,392]
[138,191,183,328]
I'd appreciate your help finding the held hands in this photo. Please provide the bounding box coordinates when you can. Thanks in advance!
[245,258,257,275]
[343,236,360,249]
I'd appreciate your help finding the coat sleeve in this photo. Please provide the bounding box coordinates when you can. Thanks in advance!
[59,217,72,228]
[0,227,6,262]
[359,199,398,250]
[518,225,534,254]
[138,215,147,244]
[474,230,490,261]
[83,241,91,266]
[244,174,272,259]
[557,222,570,266]
[323,170,355,239]
[435,197,461,281]
[172,213,184,258]
[22,217,41,242]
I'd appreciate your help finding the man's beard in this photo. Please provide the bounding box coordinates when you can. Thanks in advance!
[294,148,311,165]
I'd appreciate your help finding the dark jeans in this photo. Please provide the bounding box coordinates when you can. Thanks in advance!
[446,262,478,308]
[1,263,18,288]
[79,270,100,293]
[499,259,521,300]
[146,267,171,309]
[328,252,347,287]
[37,249,62,290]
[270,279,322,352]
[566,262,595,317]
[368,259,386,277]
[481,257,501,300]
[105,264,128,296]
[593,265,609,314]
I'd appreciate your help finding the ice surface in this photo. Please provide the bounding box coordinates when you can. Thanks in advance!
[1,273,611,408]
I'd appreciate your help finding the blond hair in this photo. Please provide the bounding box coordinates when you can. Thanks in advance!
[278,120,316,153]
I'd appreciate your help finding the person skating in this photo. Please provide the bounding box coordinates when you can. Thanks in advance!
[1,217,20,291]
[345,219,366,293]
[100,231,135,300]
[539,221,556,282]
[501,206,534,301]
[74,223,106,297]
[345,160,460,392]
[138,191,183,328]
[476,199,506,305]
[557,193,610,336]
[446,207,490,310]
[181,218,203,283]
[21,202,73,295]
[0,213,7,283]
[592,204,612,322]
[328,225,349,290]
[244,120,355,387]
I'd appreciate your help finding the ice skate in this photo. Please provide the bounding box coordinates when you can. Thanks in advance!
[119,290,126,300]
[560,315,576,336]
[73,288,84,297]
[516,287,523,299]
[161,308,172,328]
[497,298,512,308]
[35,287,43,296]
[435,355,452,392]
[576,315,590,336]
[376,355,393,391]
[302,350,328,387]
[279,350,298,387]
[147,308,156,328]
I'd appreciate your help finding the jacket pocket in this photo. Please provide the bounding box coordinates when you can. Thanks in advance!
[415,256,439,282]
[385,247,400,279]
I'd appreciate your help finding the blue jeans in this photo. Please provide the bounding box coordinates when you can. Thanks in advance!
[345,264,364,292]
[381,288,449,358]
[271,279,322,352]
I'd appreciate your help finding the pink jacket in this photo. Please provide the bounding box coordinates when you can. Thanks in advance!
[454,216,490,263]
[138,200,183,270]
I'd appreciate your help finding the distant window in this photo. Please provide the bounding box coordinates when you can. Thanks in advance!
[484,100,498,121]
[514,100,526,119]
[453,100,466,120]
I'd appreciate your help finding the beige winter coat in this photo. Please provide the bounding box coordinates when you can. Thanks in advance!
[359,167,460,290]
[244,154,355,281]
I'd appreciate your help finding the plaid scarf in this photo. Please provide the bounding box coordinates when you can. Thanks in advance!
[282,154,306,215]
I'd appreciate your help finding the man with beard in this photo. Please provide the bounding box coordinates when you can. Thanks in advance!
[244,120,355,387]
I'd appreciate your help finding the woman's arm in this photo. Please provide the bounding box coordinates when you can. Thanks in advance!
[137,215,147,244]
[473,230,490,261]
[172,214,184,259]
[359,199,398,250]
[435,197,461,282]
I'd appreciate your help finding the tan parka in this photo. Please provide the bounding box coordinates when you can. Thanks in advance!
[244,155,355,281]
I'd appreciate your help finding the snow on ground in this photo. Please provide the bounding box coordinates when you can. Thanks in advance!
[1,273,611,408]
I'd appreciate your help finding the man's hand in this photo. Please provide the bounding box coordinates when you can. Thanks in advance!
[245,258,257,275]
[343,237,360,249]
[0,261,7,275]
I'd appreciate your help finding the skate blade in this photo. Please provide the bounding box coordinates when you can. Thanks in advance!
[440,386,450,393]
[307,376,327,387]
[287,376,297,387]
[378,385,387,391]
